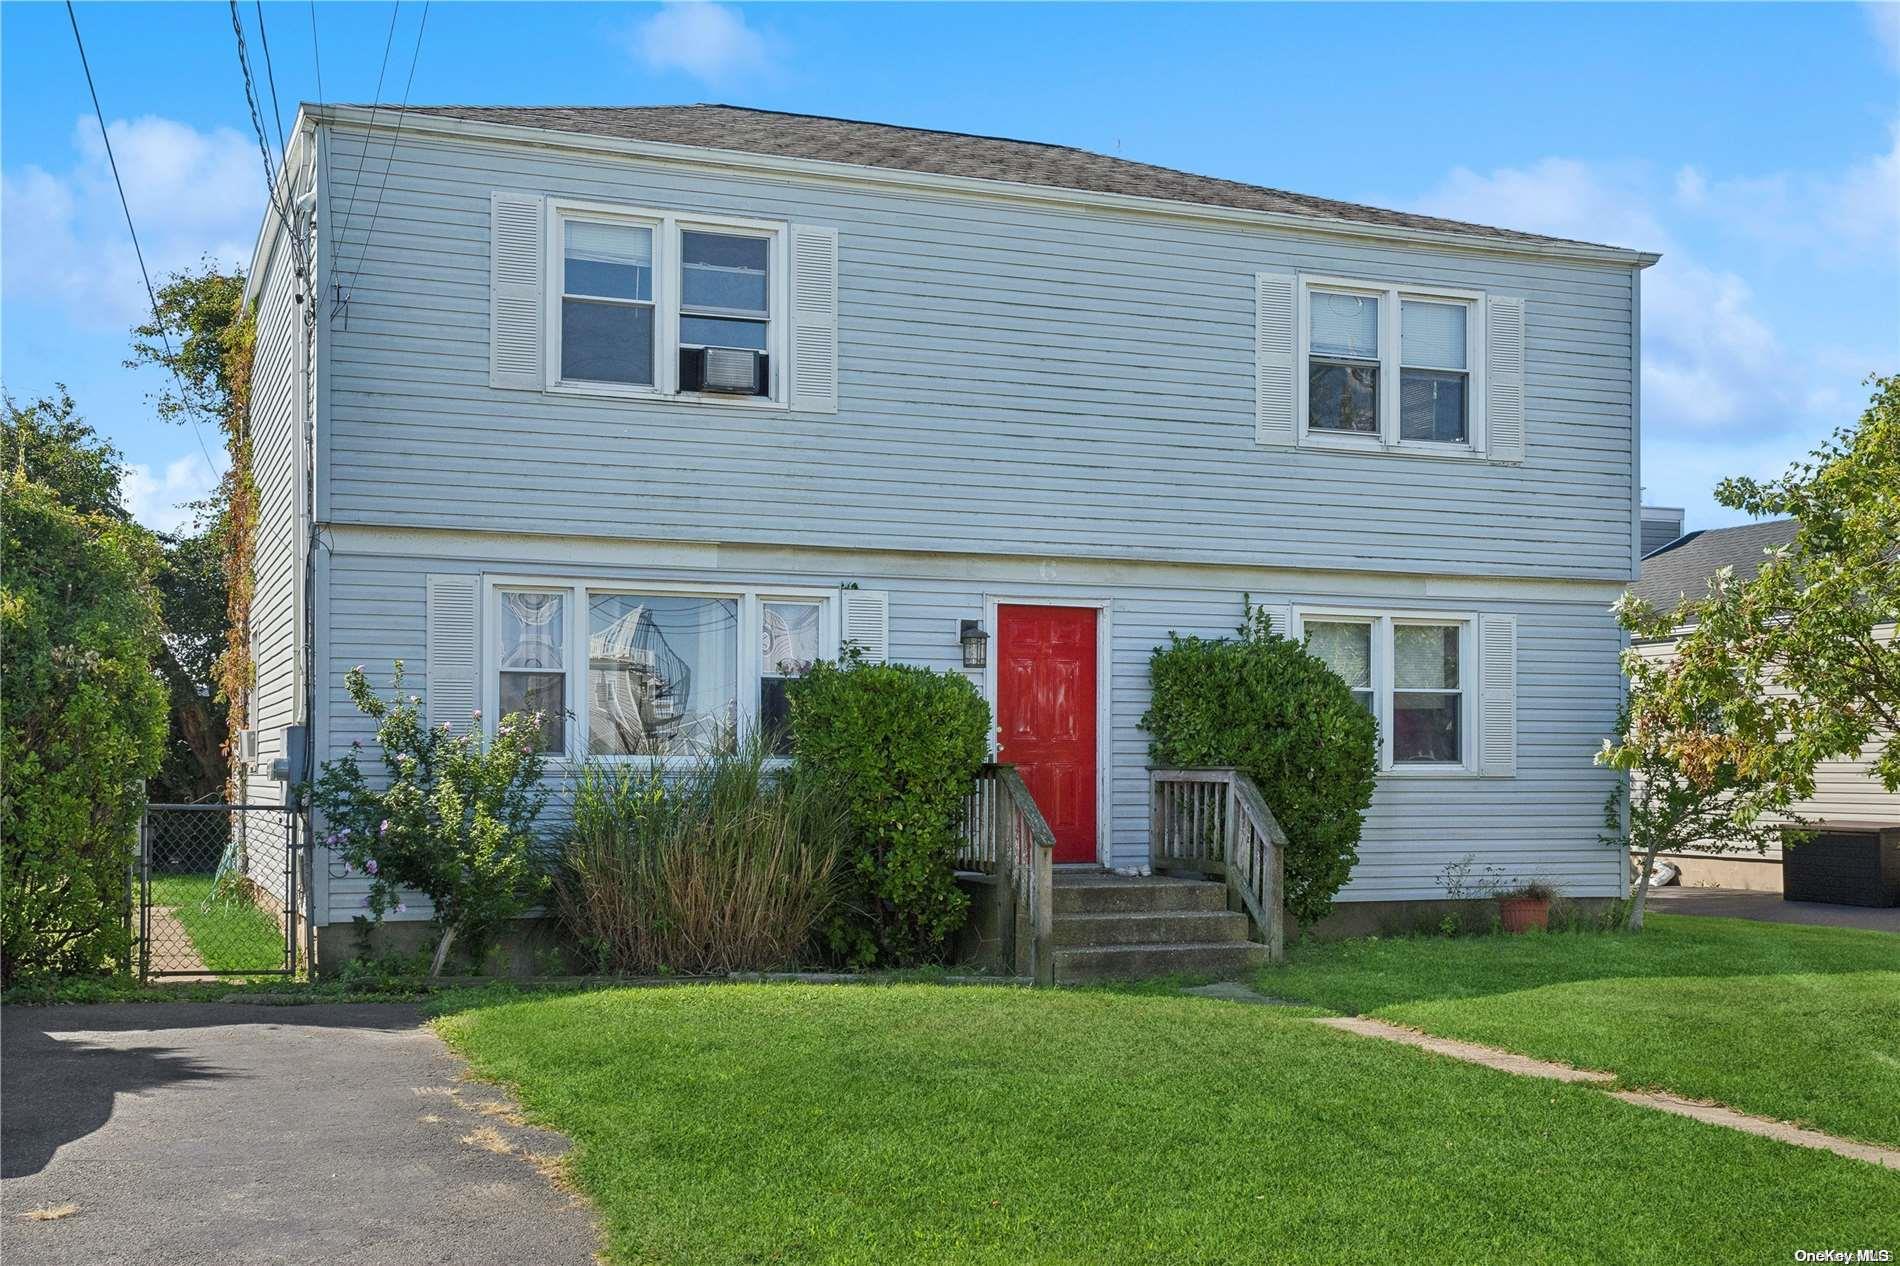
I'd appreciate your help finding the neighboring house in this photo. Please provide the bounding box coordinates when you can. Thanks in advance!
[1639,505,1685,558]
[238,102,1657,965]
[1631,520,1900,903]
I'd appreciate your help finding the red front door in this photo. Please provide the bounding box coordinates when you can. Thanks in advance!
[996,604,1098,864]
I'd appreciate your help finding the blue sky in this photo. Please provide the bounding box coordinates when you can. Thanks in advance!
[4,1,1896,532]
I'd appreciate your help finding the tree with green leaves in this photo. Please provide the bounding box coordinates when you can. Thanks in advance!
[3,388,127,519]
[1,469,168,984]
[1604,373,1898,926]
[127,265,249,801]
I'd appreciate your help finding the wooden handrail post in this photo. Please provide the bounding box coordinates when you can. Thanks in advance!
[991,774,1019,974]
[1032,840,1054,986]
[1147,769,1163,873]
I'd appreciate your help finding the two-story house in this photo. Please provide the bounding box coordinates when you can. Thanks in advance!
[239,104,1657,967]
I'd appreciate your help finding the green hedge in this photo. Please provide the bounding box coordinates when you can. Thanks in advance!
[1141,604,1378,926]
[789,658,991,966]
[2,474,168,986]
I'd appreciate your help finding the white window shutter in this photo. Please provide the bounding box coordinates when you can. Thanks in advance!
[1477,613,1518,776]
[490,192,544,390]
[1485,296,1526,463]
[426,574,481,734]
[840,589,888,664]
[789,225,839,413]
[1257,601,1294,640]
[1255,272,1298,446]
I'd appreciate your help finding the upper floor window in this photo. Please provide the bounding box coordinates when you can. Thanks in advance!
[1300,277,1483,452]
[552,206,784,402]
[561,221,656,387]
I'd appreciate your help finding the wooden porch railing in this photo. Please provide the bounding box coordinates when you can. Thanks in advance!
[956,763,1056,984]
[1148,768,1286,961]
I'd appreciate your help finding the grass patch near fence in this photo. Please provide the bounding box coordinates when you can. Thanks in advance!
[436,982,1898,1264]
[1259,914,1900,1148]
[148,874,285,974]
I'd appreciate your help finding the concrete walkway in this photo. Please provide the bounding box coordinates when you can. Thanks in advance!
[1646,886,1900,932]
[1308,1014,1899,1172]
[1,1003,598,1266]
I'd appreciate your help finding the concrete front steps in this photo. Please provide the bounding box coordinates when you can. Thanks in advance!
[1051,871,1269,983]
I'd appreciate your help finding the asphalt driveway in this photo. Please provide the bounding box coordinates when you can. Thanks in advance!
[1647,886,1900,932]
[1,1002,599,1266]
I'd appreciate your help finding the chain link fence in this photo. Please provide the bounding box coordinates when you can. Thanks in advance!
[140,805,305,979]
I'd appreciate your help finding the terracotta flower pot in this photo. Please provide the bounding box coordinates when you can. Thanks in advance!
[1498,897,1551,934]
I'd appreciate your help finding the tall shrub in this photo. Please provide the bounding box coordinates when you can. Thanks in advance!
[305,663,550,974]
[555,737,843,974]
[789,659,990,966]
[1142,604,1378,926]
[1,474,168,985]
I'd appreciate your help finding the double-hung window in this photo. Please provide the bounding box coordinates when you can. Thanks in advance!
[1307,291,1382,436]
[553,205,784,402]
[758,600,823,755]
[1300,611,1471,771]
[560,220,657,387]
[497,590,570,754]
[487,581,833,761]
[1301,278,1482,451]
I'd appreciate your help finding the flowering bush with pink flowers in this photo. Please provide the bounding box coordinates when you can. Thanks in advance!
[305,661,550,974]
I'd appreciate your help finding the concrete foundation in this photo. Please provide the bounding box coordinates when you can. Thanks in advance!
[312,915,579,978]
[1299,895,1621,940]
[1654,852,1784,893]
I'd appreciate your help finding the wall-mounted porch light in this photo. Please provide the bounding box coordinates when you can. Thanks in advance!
[959,619,989,670]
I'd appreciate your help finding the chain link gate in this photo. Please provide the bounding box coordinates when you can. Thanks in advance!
[138,804,307,980]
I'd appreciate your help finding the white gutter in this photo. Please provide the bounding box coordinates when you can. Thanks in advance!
[307,104,1662,271]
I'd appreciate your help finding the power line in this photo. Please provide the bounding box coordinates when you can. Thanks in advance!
[228,1,308,285]
[307,0,324,107]
[252,0,290,172]
[337,0,429,311]
[63,0,220,477]
[327,0,401,317]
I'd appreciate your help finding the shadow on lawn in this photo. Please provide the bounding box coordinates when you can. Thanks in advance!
[1257,914,1900,1013]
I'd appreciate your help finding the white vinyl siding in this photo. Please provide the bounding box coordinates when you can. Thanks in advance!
[315,538,1617,922]
[321,125,1638,582]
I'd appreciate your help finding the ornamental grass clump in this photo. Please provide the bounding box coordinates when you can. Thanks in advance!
[555,735,843,975]
[305,662,550,975]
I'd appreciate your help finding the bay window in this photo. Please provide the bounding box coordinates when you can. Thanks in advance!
[487,581,833,760]
[1299,610,1472,771]
[1301,277,1482,450]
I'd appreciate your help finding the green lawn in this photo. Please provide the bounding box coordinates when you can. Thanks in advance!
[1258,913,1900,1148]
[148,873,285,974]
[436,983,1898,1265]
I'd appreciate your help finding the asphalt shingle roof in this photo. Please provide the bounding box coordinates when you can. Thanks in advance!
[382,104,1641,255]
[1632,519,1799,611]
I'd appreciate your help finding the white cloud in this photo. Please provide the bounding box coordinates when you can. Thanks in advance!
[122,450,226,534]
[1668,117,1900,259]
[1407,158,1792,436]
[631,2,769,83]
[1399,146,1896,531]
[2,115,259,330]
[1869,1,1900,73]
